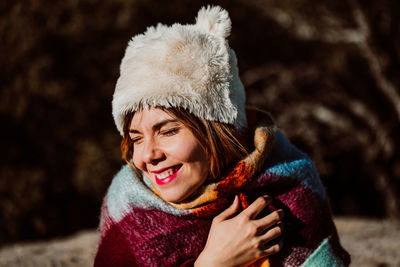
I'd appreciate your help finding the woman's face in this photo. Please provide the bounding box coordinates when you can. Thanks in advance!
[129,108,208,202]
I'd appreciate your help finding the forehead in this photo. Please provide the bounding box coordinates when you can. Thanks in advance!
[129,108,174,129]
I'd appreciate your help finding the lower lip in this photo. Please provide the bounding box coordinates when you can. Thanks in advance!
[155,167,182,186]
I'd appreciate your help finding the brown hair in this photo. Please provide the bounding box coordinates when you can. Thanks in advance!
[121,107,249,180]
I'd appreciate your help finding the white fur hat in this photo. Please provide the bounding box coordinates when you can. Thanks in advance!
[112,6,247,135]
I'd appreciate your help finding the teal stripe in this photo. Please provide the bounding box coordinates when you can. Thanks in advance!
[265,131,326,198]
[267,159,326,198]
[301,238,343,267]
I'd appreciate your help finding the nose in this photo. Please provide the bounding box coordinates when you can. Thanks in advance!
[141,137,164,165]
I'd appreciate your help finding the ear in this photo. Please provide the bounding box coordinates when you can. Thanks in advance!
[195,6,231,38]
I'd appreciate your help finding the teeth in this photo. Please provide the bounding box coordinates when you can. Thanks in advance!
[155,168,175,179]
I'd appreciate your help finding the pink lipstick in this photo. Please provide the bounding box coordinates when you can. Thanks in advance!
[154,165,182,185]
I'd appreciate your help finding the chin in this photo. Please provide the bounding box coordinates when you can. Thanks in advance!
[160,189,190,203]
[162,193,185,203]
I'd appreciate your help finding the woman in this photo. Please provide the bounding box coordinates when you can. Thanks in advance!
[95,6,350,266]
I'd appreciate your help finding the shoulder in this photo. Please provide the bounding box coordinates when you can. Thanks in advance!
[105,164,143,222]
[264,130,326,199]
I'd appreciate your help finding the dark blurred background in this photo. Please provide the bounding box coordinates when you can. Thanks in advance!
[1,0,399,246]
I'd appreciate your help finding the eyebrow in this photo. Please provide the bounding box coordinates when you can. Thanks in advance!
[129,119,179,134]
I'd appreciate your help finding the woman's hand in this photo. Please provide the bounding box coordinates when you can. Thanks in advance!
[194,195,284,267]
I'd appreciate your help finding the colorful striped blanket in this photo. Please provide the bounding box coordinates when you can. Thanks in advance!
[95,111,350,266]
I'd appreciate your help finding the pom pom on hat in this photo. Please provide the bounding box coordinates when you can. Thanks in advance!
[195,6,231,38]
[112,6,246,135]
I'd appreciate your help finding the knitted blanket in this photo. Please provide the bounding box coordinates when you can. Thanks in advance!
[95,111,350,267]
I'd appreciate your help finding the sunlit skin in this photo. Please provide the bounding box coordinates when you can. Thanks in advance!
[129,108,284,266]
[129,108,209,203]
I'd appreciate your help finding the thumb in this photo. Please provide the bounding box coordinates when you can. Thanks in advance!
[214,195,240,222]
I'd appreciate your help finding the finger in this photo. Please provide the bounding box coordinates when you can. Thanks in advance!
[254,209,284,230]
[259,238,284,257]
[258,223,284,244]
[214,195,240,222]
[241,196,272,219]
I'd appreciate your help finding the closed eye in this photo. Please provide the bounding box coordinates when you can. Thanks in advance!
[131,136,142,144]
[160,127,179,136]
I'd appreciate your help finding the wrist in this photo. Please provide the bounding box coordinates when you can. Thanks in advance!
[194,251,218,267]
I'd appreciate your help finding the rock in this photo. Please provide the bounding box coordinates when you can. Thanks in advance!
[0,230,99,267]
[0,217,399,266]
[335,217,400,267]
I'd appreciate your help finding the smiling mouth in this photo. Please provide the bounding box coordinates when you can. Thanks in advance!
[153,165,182,185]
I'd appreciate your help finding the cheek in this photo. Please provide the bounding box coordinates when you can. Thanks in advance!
[162,137,204,163]
[131,147,144,171]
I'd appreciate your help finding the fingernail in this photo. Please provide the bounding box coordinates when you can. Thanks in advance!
[278,209,285,218]
[263,195,272,204]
